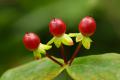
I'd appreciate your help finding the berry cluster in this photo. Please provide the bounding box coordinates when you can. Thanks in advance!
[23,16,96,66]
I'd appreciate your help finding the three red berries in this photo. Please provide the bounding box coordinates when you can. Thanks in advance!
[23,16,96,50]
[23,33,40,51]
[79,16,96,36]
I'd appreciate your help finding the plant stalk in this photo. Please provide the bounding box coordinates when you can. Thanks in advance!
[60,44,67,64]
[46,53,63,67]
[69,42,82,65]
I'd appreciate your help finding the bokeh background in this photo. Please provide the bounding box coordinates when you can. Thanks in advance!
[0,0,120,76]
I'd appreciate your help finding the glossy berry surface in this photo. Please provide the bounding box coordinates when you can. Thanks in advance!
[49,18,66,37]
[79,16,96,36]
[23,32,40,51]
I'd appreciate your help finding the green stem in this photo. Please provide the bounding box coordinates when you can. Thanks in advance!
[69,42,82,65]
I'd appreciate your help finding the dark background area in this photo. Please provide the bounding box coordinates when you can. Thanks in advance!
[0,0,120,76]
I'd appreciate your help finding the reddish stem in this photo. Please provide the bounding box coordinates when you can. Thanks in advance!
[60,44,67,64]
[46,53,63,67]
[69,42,82,65]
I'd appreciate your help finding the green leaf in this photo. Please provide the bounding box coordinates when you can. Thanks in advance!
[82,37,92,49]
[1,58,65,80]
[66,53,120,80]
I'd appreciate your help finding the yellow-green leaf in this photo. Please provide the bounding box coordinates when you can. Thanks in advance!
[1,58,64,80]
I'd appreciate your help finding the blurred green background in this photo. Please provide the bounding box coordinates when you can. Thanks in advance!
[0,0,120,76]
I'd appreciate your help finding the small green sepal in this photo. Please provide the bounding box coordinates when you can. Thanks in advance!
[47,34,74,48]
[69,33,92,49]
[82,36,92,49]
[69,33,83,42]
[33,43,52,59]
[62,34,74,46]
[76,33,83,42]
[47,37,55,45]
[69,33,79,37]
[54,38,61,48]
[33,51,41,59]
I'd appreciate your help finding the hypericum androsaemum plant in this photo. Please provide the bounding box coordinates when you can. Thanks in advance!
[23,17,96,66]
[1,16,120,80]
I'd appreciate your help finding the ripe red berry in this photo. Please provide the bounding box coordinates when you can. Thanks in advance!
[23,32,40,51]
[79,16,96,36]
[49,18,66,37]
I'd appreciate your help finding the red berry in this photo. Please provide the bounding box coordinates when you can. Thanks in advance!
[79,16,96,36]
[23,32,40,51]
[49,18,66,37]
